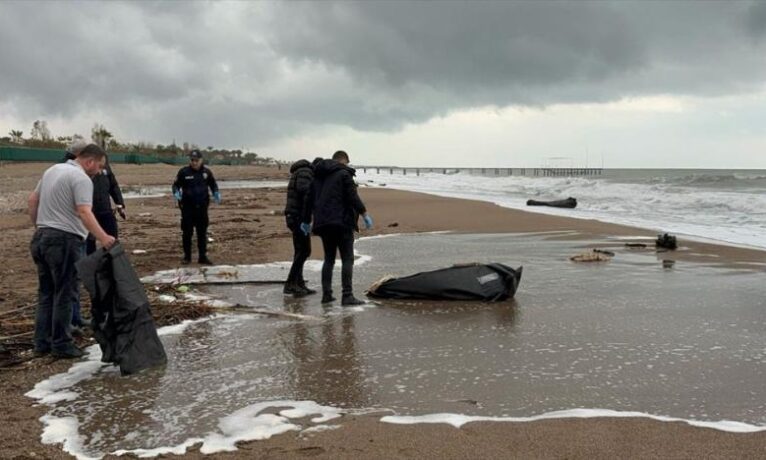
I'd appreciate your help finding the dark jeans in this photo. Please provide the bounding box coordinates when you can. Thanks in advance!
[319,227,355,297]
[181,203,209,259]
[286,217,311,285]
[71,242,86,326]
[86,210,119,255]
[30,228,84,353]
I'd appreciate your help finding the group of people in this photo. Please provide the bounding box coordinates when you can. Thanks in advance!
[28,145,371,359]
[283,150,373,306]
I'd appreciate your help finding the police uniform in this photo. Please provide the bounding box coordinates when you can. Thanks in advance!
[172,155,219,263]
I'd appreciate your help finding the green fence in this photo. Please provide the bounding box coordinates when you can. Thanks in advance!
[0,146,249,165]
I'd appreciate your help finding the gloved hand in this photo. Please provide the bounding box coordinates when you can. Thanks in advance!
[116,205,127,220]
[300,222,311,236]
[173,190,182,201]
[363,214,373,229]
[213,191,222,205]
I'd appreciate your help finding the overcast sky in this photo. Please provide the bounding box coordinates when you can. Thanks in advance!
[2,1,766,168]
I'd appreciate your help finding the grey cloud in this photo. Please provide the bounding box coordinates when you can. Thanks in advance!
[1,1,765,149]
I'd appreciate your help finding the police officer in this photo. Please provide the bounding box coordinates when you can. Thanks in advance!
[172,150,220,265]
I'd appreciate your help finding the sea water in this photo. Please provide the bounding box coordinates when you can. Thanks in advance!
[356,169,766,250]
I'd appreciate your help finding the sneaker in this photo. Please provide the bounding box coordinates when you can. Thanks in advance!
[181,257,191,265]
[198,256,214,265]
[52,346,85,359]
[341,295,366,306]
[321,293,336,304]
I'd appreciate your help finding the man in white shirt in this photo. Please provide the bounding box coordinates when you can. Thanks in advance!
[28,144,116,359]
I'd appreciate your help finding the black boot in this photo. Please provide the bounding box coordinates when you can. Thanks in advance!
[341,295,365,306]
[198,256,213,265]
[298,279,317,295]
[321,291,336,303]
[283,282,297,295]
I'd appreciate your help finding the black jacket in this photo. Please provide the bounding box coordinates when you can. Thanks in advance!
[92,158,124,214]
[284,160,314,223]
[304,159,366,233]
[172,165,218,206]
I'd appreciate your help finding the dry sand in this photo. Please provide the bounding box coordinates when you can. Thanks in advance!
[1,162,765,459]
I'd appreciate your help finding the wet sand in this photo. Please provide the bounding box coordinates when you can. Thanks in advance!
[1,162,766,458]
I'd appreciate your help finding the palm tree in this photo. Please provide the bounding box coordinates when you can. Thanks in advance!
[91,124,113,149]
[8,130,23,143]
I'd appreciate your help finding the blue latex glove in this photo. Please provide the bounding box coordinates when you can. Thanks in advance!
[300,223,311,236]
[173,190,182,201]
[213,191,222,205]
[363,214,373,229]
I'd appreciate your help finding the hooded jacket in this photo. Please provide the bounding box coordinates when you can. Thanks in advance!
[304,159,367,233]
[284,159,313,225]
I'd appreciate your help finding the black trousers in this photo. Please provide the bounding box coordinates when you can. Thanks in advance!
[286,218,311,285]
[86,210,119,255]
[319,228,355,297]
[181,203,209,259]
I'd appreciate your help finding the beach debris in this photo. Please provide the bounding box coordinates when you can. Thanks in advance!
[656,233,678,250]
[387,222,399,228]
[625,243,648,249]
[570,250,613,262]
[662,259,676,269]
[132,249,148,255]
[157,294,177,303]
[268,209,285,216]
[526,197,577,208]
[593,249,615,257]
[175,285,190,293]
[207,237,215,242]
[138,212,152,217]
[368,263,522,301]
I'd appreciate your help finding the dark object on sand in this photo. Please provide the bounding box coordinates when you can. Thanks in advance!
[77,243,167,375]
[625,243,648,248]
[387,222,399,228]
[526,197,577,208]
[656,233,678,250]
[593,249,615,257]
[367,263,522,301]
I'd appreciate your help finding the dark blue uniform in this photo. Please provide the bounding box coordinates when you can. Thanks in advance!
[172,165,218,261]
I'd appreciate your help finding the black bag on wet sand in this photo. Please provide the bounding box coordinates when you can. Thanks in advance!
[367,263,522,301]
[76,242,167,375]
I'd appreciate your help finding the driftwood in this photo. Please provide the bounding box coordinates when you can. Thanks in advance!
[526,197,577,208]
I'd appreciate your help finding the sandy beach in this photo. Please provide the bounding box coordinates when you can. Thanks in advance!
[1,162,765,459]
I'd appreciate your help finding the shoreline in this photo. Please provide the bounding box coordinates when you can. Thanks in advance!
[1,163,765,458]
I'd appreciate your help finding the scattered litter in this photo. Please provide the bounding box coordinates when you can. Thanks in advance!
[656,233,678,250]
[157,294,177,303]
[138,212,152,217]
[593,249,615,257]
[387,222,399,228]
[132,249,148,255]
[207,237,215,242]
[268,210,285,216]
[175,285,190,293]
[662,260,676,269]
[625,243,648,249]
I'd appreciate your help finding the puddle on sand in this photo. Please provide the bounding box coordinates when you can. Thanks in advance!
[28,233,766,458]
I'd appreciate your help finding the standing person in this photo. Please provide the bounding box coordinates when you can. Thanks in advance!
[303,150,372,306]
[283,158,317,296]
[28,144,116,358]
[86,155,126,255]
[62,140,88,332]
[172,149,220,265]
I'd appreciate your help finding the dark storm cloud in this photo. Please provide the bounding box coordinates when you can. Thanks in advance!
[1,1,764,148]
